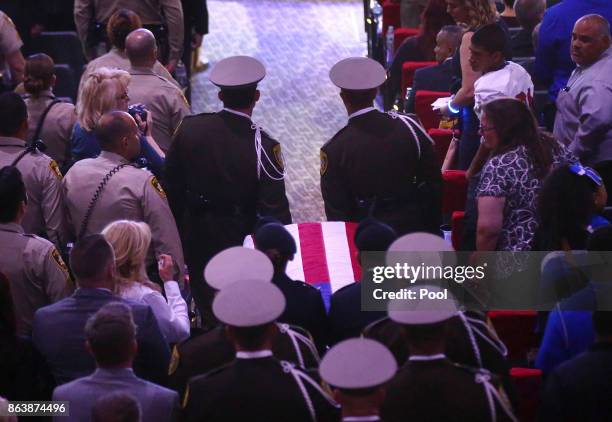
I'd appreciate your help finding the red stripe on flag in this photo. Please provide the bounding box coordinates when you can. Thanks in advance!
[297,222,330,284]
[345,222,362,282]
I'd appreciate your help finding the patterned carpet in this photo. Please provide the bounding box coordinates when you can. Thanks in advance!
[191,0,367,223]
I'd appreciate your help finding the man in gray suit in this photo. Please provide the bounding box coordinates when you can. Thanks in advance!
[32,234,170,386]
[53,302,180,422]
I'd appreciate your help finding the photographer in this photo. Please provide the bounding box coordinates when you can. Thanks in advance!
[71,67,164,178]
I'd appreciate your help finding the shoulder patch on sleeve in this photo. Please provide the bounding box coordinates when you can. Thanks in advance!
[49,160,63,180]
[320,150,328,176]
[273,144,284,170]
[150,176,166,198]
[51,248,71,279]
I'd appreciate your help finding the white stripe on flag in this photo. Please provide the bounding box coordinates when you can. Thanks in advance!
[321,221,355,293]
[284,223,306,282]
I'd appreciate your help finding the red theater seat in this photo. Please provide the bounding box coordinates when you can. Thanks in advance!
[451,211,464,250]
[414,90,450,130]
[429,129,453,167]
[382,0,400,35]
[393,27,419,53]
[488,311,538,363]
[401,62,437,101]
[511,368,543,422]
[442,170,467,214]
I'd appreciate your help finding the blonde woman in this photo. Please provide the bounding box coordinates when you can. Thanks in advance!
[70,67,164,176]
[102,220,190,343]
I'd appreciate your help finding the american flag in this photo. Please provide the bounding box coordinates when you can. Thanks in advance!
[244,222,362,298]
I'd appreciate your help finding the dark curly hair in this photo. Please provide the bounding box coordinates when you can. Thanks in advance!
[415,0,456,59]
[534,165,600,251]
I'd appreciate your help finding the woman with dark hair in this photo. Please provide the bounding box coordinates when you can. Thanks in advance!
[387,0,455,104]
[535,164,609,251]
[23,53,77,170]
[476,98,574,251]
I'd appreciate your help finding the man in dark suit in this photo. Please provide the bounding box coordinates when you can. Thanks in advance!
[52,302,180,421]
[165,55,291,323]
[541,311,612,421]
[254,221,329,351]
[184,280,339,422]
[321,57,442,236]
[405,25,463,113]
[32,235,170,386]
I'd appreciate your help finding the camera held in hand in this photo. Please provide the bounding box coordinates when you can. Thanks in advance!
[128,103,148,123]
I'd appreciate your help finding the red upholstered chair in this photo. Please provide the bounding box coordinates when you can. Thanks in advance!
[401,62,437,101]
[429,129,454,167]
[393,27,419,53]
[382,0,401,35]
[451,211,464,250]
[415,90,450,130]
[442,170,468,214]
[488,311,539,363]
[510,368,543,422]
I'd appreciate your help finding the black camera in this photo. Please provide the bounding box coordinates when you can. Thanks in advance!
[128,103,148,123]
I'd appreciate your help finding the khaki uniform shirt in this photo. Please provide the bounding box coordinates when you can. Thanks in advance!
[0,136,65,248]
[74,0,184,62]
[0,11,23,84]
[78,48,179,98]
[62,150,185,277]
[0,223,72,335]
[128,66,191,152]
[25,90,77,168]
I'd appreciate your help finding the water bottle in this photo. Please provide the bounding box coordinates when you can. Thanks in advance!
[371,0,382,18]
[386,25,395,66]
[175,60,189,91]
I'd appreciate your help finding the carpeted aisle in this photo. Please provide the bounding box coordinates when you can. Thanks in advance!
[191,0,367,223]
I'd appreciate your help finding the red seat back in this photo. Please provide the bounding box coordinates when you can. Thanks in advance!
[442,170,468,214]
[511,367,543,422]
[488,311,539,363]
[382,0,400,35]
[393,27,419,53]
[451,211,465,250]
[428,128,453,168]
[415,90,450,130]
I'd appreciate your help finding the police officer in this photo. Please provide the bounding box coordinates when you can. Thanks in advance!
[62,110,185,281]
[0,166,72,336]
[165,55,291,318]
[0,10,25,89]
[380,284,517,422]
[321,57,442,235]
[125,28,191,153]
[74,0,184,72]
[254,221,329,352]
[183,278,339,422]
[320,338,398,422]
[0,92,65,249]
[23,53,77,170]
[170,247,320,399]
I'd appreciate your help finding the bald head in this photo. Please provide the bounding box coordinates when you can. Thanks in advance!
[514,0,545,32]
[125,28,157,68]
[95,111,140,159]
[571,14,611,66]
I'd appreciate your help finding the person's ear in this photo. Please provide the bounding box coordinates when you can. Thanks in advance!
[85,339,94,357]
[51,74,57,88]
[254,89,261,103]
[218,91,224,102]
[130,339,138,357]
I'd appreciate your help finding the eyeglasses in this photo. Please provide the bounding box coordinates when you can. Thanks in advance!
[569,163,603,186]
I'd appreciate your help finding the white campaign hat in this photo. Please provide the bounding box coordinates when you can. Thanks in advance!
[329,57,386,90]
[213,279,286,327]
[320,338,397,389]
[388,284,458,325]
[204,246,273,290]
[209,55,266,88]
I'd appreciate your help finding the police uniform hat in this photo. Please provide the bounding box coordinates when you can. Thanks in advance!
[255,223,297,257]
[329,57,386,90]
[388,284,458,325]
[386,232,456,270]
[213,279,286,327]
[320,338,397,389]
[209,56,266,89]
[354,219,398,252]
[204,246,273,290]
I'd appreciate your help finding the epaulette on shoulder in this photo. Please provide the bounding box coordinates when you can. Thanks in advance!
[452,363,499,381]
[191,361,233,383]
